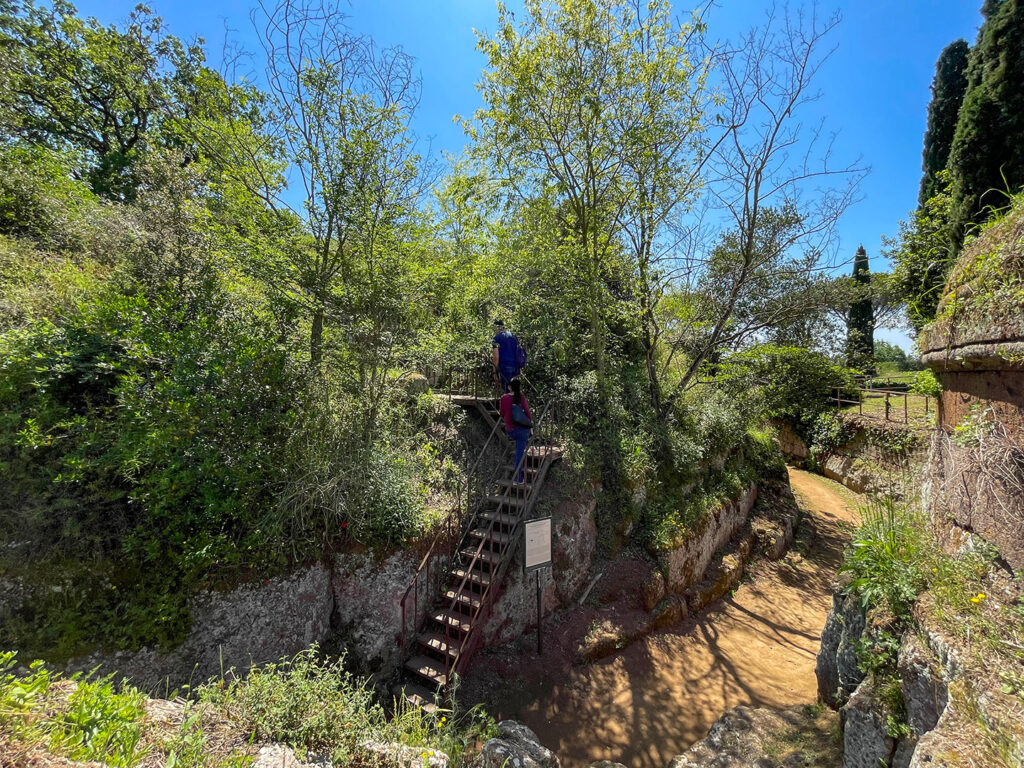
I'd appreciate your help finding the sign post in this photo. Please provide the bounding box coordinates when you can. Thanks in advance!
[523,517,552,655]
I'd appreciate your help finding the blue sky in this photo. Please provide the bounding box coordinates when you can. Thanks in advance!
[77,0,985,351]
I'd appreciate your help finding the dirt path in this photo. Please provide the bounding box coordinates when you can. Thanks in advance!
[461,469,860,768]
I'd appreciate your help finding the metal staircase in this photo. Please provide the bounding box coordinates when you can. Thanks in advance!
[395,365,562,710]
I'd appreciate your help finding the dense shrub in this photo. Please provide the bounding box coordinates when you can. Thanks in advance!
[719,344,855,439]
[0,239,433,653]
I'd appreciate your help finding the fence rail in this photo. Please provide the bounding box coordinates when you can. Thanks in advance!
[832,385,933,427]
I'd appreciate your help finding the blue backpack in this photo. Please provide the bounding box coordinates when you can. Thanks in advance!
[512,400,533,428]
[515,342,527,370]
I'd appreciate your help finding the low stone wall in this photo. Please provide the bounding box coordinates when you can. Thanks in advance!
[658,483,758,593]
[575,479,800,664]
[66,564,334,691]
[777,418,929,499]
[56,545,464,691]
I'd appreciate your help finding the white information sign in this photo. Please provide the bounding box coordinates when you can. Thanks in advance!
[523,517,552,574]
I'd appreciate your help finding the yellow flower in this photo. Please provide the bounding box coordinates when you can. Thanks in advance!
[977,593,986,600]
[422,753,428,759]
[441,716,447,723]
[931,568,937,573]
[971,597,980,603]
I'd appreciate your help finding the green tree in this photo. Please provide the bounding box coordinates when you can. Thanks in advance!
[470,0,661,396]
[0,0,206,201]
[846,245,874,369]
[886,171,959,331]
[947,0,1024,238]
[873,340,908,366]
[919,39,969,206]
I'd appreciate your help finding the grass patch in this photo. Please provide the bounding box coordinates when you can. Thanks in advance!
[839,390,935,429]
[0,647,495,768]
[758,704,842,768]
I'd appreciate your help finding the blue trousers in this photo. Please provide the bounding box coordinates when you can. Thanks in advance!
[498,365,519,391]
[507,427,531,482]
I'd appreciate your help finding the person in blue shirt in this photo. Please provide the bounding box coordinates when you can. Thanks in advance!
[491,320,523,392]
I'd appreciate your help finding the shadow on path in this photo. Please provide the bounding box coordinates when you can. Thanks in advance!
[460,469,860,768]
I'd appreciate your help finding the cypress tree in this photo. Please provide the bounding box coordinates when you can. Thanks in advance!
[947,0,1024,237]
[846,246,874,370]
[919,40,970,206]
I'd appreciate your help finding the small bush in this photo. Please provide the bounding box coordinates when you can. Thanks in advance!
[1,648,494,768]
[0,652,149,767]
[198,647,493,765]
[910,369,942,398]
[808,412,858,461]
[842,497,926,619]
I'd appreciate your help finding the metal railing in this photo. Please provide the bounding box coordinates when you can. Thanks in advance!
[421,356,495,399]
[832,385,933,426]
[436,398,561,682]
[398,416,510,654]
[396,357,550,655]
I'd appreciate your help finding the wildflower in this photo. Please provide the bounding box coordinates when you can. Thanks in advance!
[422,753,428,760]
[441,716,447,723]
[931,568,937,573]
[341,522,348,529]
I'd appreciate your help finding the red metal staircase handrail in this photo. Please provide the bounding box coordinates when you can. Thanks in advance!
[439,400,558,682]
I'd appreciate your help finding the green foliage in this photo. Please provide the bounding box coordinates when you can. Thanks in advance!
[50,676,149,767]
[719,344,854,440]
[1,652,149,767]
[806,412,859,469]
[0,0,209,201]
[910,369,942,398]
[638,388,770,551]
[947,0,1024,240]
[919,40,970,206]
[1,648,491,768]
[886,172,959,331]
[843,498,927,619]
[872,340,908,366]
[846,246,874,370]
[0,146,99,248]
[198,647,494,766]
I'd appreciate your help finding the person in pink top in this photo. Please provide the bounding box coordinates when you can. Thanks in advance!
[499,378,533,484]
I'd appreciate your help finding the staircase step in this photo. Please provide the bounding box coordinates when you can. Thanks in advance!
[495,478,533,491]
[418,631,460,658]
[460,546,503,566]
[398,682,439,713]
[405,655,449,687]
[430,609,471,634]
[444,588,483,610]
[486,493,527,508]
[469,526,512,546]
[450,566,492,587]
[479,509,519,527]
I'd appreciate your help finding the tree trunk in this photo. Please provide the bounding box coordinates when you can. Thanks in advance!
[310,307,324,370]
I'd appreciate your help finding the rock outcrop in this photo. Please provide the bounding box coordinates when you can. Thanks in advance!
[665,705,840,768]
[471,721,560,768]
[815,582,867,709]
[840,679,896,768]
